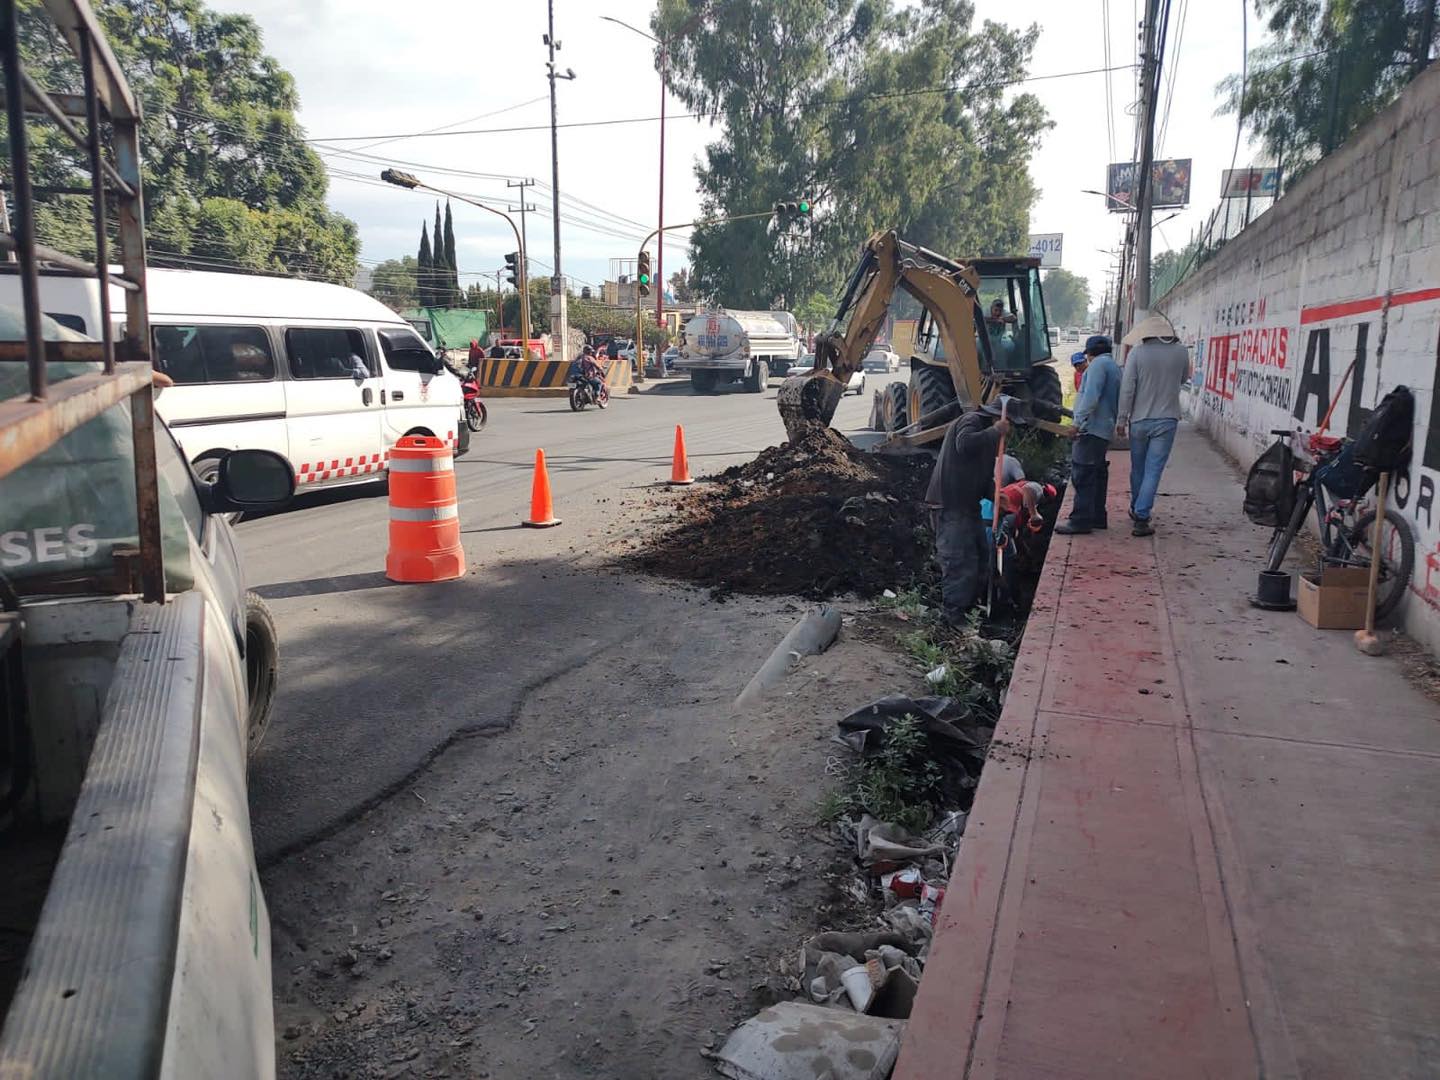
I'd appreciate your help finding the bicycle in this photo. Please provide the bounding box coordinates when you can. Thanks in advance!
[1263,428,1414,620]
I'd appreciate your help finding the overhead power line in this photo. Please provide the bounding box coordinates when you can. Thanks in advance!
[307,62,1141,143]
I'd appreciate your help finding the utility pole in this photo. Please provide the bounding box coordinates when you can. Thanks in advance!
[543,2,575,362]
[1131,0,1163,324]
[506,177,536,274]
[655,40,667,331]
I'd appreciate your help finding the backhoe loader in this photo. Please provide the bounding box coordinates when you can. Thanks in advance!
[776,231,1065,444]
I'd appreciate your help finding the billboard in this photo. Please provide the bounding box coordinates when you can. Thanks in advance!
[1105,158,1193,211]
[1027,233,1063,267]
[1221,167,1280,198]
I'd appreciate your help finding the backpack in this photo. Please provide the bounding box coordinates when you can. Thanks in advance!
[1244,438,1297,527]
[1351,385,1414,472]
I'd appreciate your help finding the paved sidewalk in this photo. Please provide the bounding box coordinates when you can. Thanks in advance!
[895,424,1440,1079]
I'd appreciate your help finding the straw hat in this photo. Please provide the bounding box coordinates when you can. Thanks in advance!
[1122,312,1177,346]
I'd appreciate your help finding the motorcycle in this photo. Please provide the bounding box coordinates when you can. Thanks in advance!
[568,373,610,412]
[461,366,488,432]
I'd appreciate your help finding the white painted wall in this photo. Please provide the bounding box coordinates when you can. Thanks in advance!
[1158,63,1440,651]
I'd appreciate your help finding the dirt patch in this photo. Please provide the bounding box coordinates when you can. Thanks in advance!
[632,424,935,600]
[267,588,924,1080]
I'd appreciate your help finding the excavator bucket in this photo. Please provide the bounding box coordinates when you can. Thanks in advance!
[777,331,848,440]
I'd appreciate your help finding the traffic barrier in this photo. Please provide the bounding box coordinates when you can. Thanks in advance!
[602,356,634,392]
[385,435,465,582]
[522,448,562,528]
[669,424,694,485]
[477,356,569,390]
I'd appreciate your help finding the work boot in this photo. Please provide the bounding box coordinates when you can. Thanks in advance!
[1055,521,1091,536]
[1132,519,1155,537]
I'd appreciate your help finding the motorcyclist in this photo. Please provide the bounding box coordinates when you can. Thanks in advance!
[569,345,606,402]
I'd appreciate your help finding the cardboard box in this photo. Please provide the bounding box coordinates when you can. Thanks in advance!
[1297,566,1372,629]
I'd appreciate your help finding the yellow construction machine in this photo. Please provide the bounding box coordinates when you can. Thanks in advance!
[776,230,1066,444]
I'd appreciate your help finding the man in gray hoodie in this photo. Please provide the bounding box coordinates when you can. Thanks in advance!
[1117,313,1191,537]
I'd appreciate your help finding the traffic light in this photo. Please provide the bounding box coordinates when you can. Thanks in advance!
[504,251,520,287]
[772,199,813,227]
[637,250,652,297]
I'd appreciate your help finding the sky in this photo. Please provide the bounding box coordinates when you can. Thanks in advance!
[210,0,1267,315]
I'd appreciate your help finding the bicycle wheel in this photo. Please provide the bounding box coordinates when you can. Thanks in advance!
[1334,508,1415,620]
[1266,489,1312,572]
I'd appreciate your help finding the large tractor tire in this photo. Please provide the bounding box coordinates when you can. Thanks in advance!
[1020,363,1065,423]
[908,364,955,428]
[883,382,909,433]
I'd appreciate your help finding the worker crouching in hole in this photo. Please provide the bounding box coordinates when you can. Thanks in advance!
[925,396,1030,626]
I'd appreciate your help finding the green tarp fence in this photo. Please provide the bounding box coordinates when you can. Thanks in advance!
[403,307,489,351]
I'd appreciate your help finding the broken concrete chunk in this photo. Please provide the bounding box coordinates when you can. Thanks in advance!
[714,1001,904,1080]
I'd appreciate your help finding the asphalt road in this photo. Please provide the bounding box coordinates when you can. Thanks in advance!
[239,375,879,863]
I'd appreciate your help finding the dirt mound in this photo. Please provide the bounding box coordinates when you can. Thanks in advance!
[635,424,935,599]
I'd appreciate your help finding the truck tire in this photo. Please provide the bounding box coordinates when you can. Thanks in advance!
[883,382,909,433]
[908,364,955,428]
[691,370,718,394]
[1021,363,1065,422]
[244,591,279,758]
[743,358,767,393]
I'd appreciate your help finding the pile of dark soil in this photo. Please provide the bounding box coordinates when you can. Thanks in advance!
[634,424,935,599]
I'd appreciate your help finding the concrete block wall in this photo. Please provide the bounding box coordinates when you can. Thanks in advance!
[1158,63,1440,651]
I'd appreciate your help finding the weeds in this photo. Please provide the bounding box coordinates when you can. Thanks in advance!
[898,615,1014,721]
[821,714,942,832]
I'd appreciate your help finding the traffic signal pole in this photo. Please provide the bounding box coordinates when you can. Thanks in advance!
[379,170,533,362]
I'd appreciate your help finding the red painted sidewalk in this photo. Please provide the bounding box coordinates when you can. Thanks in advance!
[895,426,1440,1080]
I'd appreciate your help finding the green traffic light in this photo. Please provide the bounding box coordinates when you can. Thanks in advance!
[639,273,651,284]
[798,200,810,213]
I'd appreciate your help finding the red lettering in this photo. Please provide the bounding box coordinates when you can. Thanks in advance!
[1257,297,1267,322]
[1277,327,1288,370]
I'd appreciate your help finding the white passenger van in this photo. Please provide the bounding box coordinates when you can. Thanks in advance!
[0,267,467,490]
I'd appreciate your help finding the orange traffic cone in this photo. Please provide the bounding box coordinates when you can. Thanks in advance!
[522,448,562,528]
[669,424,694,485]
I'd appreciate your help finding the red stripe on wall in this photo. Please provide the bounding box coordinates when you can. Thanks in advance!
[1300,287,1440,325]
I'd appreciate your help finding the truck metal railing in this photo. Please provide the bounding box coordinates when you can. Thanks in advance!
[0,0,162,602]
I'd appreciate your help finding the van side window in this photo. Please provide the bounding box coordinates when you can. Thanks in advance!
[152,325,276,384]
[286,328,373,380]
[377,328,439,373]
[46,312,87,334]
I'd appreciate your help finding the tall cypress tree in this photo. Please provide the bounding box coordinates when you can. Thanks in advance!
[417,222,433,308]
[442,201,459,305]
[432,202,447,306]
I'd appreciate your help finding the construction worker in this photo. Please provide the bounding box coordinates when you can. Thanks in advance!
[1056,335,1121,535]
[925,397,1024,624]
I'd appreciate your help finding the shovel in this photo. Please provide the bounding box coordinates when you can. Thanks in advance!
[983,397,1010,617]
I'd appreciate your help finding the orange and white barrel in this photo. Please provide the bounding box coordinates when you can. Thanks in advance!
[384,435,464,582]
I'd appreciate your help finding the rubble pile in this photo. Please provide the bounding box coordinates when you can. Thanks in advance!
[636,424,935,599]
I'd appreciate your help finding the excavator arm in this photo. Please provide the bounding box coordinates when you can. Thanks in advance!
[776,230,995,442]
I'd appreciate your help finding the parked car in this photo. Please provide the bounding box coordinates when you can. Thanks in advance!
[0,269,469,490]
[863,348,900,373]
[661,346,680,372]
[0,309,291,1076]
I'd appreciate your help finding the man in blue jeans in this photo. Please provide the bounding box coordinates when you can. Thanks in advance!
[1117,314,1191,537]
[1055,335,1121,535]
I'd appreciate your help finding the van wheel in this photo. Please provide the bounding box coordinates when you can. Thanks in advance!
[244,591,279,758]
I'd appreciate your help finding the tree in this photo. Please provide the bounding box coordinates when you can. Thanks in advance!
[430,203,448,305]
[1218,0,1438,188]
[667,267,695,302]
[417,223,435,308]
[371,256,419,310]
[1042,268,1090,327]
[442,201,460,305]
[11,0,359,281]
[655,0,1050,309]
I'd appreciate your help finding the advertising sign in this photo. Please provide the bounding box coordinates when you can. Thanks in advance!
[1105,158,1193,211]
[1027,233,1063,267]
[1221,167,1280,198]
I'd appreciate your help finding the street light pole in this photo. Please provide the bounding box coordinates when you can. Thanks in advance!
[545,0,562,296]
[380,169,532,363]
[656,41,667,333]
